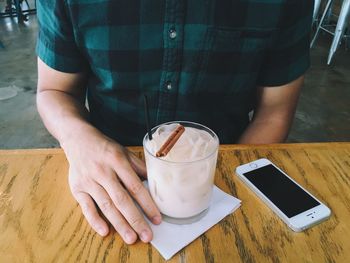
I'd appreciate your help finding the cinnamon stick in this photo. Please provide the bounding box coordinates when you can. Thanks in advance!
[156,125,185,157]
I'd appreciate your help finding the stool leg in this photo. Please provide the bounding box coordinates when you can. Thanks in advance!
[327,0,350,64]
[311,0,334,48]
[14,0,23,23]
[313,0,322,26]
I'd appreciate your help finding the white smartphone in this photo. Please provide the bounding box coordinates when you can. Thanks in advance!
[235,158,331,232]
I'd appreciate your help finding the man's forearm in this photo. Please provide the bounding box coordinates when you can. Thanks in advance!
[238,76,304,144]
[36,90,99,148]
[238,117,291,144]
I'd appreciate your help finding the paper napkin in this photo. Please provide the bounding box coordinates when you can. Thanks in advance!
[144,184,241,260]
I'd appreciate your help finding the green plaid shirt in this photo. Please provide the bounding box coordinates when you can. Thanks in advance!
[36,0,313,146]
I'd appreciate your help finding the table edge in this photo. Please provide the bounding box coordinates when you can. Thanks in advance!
[0,142,349,156]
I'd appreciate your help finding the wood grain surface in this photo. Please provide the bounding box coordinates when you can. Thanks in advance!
[0,143,350,263]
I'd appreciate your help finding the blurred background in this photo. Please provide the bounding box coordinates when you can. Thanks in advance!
[0,0,349,149]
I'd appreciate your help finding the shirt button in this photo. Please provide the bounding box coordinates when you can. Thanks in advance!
[166,81,172,90]
[169,28,177,39]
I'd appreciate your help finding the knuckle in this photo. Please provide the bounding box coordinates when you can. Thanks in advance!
[83,209,96,223]
[128,182,144,196]
[70,179,92,194]
[93,163,104,175]
[107,148,129,167]
[113,190,129,206]
[106,144,123,159]
[79,201,90,213]
[78,201,97,224]
[129,216,145,229]
[99,199,114,212]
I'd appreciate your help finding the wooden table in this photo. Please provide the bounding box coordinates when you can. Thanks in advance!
[1,143,350,262]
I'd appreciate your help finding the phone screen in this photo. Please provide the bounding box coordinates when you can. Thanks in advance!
[243,164,320,218]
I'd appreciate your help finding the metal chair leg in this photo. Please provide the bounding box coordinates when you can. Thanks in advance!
[14,0,22,22]
[311,0,334,48]
[327,0,350,64]
[313,0,322,26]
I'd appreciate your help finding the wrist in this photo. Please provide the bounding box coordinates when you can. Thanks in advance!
[59,119,102,150]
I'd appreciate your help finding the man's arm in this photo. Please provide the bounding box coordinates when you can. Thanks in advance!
[238,76,304,144]
[37,58,161,244]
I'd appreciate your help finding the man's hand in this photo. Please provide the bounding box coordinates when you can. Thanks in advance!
[37,58,161,244]
[238,76,304,144]
[65,128,161,244]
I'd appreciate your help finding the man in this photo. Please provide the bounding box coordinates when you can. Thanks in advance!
[36,0,313,244]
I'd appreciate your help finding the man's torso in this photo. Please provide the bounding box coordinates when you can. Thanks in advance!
[37,0,312,145]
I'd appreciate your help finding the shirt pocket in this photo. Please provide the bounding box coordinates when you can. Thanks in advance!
[194,27,272,96]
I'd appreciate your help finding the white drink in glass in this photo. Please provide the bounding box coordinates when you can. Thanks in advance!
[143,121,219,224]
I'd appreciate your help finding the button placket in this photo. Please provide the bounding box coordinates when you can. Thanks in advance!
[157,1,185,124]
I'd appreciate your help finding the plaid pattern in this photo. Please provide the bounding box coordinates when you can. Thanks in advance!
[36,0,313,146]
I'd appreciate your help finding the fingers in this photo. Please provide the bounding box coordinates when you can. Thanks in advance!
[100,171,157,243]
[73,178,152,244]
[126,150,147,179]
[89,183,140,244]
[74,191,109,237]
[109,156,161,225]
[68,142,161,245]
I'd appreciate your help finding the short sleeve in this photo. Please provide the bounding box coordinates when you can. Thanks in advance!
[36,0,87,73]
[257,1,313,87]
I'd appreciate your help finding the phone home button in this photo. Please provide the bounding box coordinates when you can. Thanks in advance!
[249,163,258,169]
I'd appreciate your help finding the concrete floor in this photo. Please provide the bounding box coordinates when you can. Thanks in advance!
[0,14,349,149]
